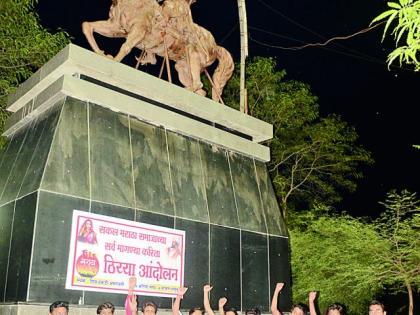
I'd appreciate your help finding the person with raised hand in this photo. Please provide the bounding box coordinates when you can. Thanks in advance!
[173,285,205,315]
[172,287,188,315]
[218,296,238,315]
[125,276,138,315]
[309,291,346,315]
[204,285,237,315]
[271,283,307,315]
[203,284,215,315]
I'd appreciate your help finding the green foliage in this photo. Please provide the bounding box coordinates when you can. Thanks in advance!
[0,0,69,144]
[289,207,385,315]
[223,57,373,218]
[290,191,420,315]
[375,190,420,315]
[371,0,420,71]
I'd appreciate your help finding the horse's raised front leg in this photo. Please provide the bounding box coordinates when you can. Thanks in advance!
[82,20,126,56]
[113,25,147,62]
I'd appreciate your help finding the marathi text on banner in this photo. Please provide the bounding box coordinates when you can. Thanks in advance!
[65,210,185,297]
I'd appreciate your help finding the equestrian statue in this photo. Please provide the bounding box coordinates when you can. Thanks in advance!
[82,0,234,103]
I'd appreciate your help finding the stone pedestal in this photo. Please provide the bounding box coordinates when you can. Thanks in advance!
[0,45,291,315]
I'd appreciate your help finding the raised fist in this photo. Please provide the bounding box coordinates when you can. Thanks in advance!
[203,284,213,293]
[218,297,227,308]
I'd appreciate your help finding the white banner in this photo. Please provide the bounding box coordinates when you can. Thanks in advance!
[65,210,185,297]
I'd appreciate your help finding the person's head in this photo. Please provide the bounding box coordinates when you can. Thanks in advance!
[49,301,69,315]
[188,307,205,315]
[291,303,308,315]
[325,303,346,315]
[225,308,238,315]
[85,219,93,230]
[97,302,115,315]
[369,301,386,315]
[245,308,261,315]
[142,301,158,315]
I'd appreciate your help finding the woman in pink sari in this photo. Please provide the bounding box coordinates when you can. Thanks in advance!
[78,219,98,244]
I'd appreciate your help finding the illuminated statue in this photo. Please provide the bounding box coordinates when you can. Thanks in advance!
[82,0,234,102]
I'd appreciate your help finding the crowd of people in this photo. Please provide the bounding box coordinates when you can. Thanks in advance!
[48,282,387,315]
[270,283,386,315]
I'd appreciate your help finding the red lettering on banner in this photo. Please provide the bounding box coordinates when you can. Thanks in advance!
[103,254,136,276]
[138,262,178,281]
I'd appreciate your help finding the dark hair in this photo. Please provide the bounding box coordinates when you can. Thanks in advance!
[369,300,385,311]
[49,301,69,313]
[225,308,238,315]
[188,307,205,315]
[245,308,261,315]
[142,301,158,313]
[325,303,346,315]
[97,302,115,314]
[291,303,308,313]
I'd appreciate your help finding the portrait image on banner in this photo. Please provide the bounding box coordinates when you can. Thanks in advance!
[66,210,185,297]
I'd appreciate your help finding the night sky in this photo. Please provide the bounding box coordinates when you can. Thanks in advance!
[36,0,420,218]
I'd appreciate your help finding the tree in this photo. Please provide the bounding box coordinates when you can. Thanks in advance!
[289,206,386,315]
[289,191,420,315]
[0,0,69,146]
[222,57,372,219]
[371,0,420,71]
[375,190,420,315]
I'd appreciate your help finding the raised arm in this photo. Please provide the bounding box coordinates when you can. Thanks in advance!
[203,285,216,315]
[270,283,284,315]
[218,297,227,315]
[126,276,138,315]
[173,287,188,315]
[308,291,318,315]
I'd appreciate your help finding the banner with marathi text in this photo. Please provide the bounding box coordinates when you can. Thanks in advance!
[65,210,185,297]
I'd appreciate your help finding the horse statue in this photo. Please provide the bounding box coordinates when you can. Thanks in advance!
[82,0,234,102]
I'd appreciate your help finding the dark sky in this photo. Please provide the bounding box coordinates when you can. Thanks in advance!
[36,0,420,217]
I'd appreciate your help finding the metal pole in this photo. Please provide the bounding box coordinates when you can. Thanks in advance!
[237,0,248,113]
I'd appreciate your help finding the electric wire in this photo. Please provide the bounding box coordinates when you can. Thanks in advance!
[248,25,415,71]
[253,0,392,64]
[220,22,239,44]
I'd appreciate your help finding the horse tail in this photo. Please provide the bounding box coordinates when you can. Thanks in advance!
[212,46,234,102]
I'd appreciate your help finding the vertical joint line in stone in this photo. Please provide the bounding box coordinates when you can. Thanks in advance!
[39,98,66,199]
[239,229,243,312]
[253,159,269,235]
[128,116,137,219]
[226,152,241,229]
[266,233,271,309]
[253,160,272,307]
[227,152,242,311]
[3,200,17,301]
[87,102,92,211]
[164,129,176,227]
[198,142,211,283]
[26,191,41,301]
